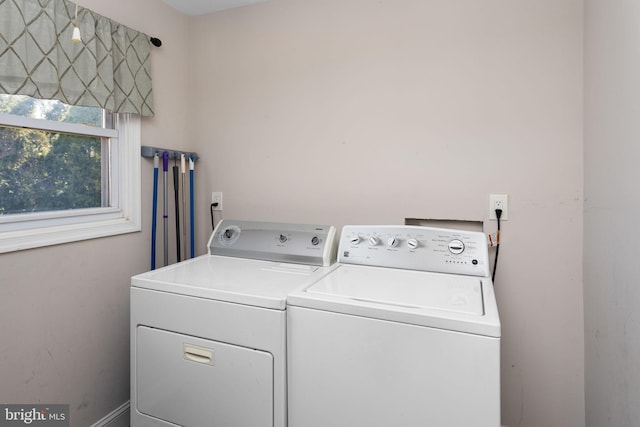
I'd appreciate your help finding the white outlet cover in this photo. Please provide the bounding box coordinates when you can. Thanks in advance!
[211,192,223,211]
[489,194,508,220]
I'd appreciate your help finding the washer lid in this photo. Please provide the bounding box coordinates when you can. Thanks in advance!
[288,264,501,337]
[131,255,337,309]
[306,265,484,315]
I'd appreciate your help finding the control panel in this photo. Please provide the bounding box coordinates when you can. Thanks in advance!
[338,225,489,277]
[208,219,337,266]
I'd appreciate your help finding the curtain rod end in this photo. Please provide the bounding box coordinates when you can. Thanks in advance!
[150,37,162,47]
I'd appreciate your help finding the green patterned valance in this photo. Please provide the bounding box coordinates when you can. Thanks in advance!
[0,0,154,116]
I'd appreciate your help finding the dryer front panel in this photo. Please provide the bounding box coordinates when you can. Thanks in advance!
[136,326,273,427]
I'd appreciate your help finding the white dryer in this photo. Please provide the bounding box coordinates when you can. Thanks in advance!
[130,220,337,427]
[287,225,501,427]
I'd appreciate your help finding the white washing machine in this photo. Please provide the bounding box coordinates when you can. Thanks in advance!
[287,225,501,427]
[130,220,337,427]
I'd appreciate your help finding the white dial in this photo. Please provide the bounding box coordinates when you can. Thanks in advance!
[369,236,379,246]
[387,237,399,248]
[448,239,465,254]
[350,235,361,245]
[407,238,419,249]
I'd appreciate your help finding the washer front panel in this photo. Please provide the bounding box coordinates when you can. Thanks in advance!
[287,306,500,427]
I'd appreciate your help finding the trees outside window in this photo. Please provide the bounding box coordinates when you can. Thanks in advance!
[0,95,141,253]
[0,95,106,215]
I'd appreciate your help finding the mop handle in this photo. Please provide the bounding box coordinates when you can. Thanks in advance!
[173,159,181,262]
[163,151,169,266]
[151,153,159,270]
[189,157,195,258]
[181,154,187,260]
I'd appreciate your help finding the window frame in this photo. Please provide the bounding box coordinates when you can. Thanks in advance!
[0,112,141,253]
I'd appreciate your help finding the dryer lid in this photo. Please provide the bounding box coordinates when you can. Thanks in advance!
[132,255,337,309]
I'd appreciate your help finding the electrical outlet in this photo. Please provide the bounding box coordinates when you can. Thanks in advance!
[211,192,223,211]
[489,194,508,220]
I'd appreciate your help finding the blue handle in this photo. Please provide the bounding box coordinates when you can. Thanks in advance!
[151,153,159,270]
[151,167,158,269]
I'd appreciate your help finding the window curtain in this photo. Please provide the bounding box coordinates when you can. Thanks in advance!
[0,0,154,116]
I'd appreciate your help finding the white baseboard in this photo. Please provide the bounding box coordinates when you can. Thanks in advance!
[89,400,502,427]
[90,401,130,427]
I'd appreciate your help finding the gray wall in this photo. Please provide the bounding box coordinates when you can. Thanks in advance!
[584,1,640,426]
[0,1,590,427]
[0,1,191,425]
[189,1,584,426]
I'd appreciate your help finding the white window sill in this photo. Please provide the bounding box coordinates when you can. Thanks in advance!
[0,215,141,253]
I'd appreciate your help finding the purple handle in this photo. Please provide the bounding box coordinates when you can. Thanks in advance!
[163,151,169,172]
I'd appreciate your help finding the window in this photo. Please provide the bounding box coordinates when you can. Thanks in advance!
[0,95,141,253]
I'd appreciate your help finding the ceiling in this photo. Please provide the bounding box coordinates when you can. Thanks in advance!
[160,0,268,16]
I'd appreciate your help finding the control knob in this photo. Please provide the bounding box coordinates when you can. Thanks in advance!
[448,239,465,255]
[224,228,234,240]
[220,226,240,244]
[279,234,288,243]
[369,236,380,246]
[387,237,399,248]
[350,235,361,245]
[311,236,320,246]
[407,238,419,249]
